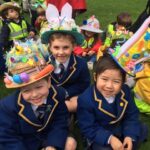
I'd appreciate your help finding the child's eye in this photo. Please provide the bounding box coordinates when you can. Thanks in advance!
[36,86,43,89]
[101,78,107,81]
[63,46,69,49]
[114,80,121,84]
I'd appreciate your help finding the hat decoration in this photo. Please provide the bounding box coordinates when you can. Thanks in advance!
[0,2,20,13]
[108,16,150,76]
[4,39,54,88]
[31,0,46,9]
[80,15,103,33]
[41,3,84,45]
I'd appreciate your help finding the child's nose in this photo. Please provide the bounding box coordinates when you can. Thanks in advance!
[106,81,113,88]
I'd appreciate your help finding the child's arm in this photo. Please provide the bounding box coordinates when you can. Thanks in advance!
[123,137,133,150]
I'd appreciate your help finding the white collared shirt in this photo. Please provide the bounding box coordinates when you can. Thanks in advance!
[54,58,70,74]
[105,96,115,104]
[31,99,47,116]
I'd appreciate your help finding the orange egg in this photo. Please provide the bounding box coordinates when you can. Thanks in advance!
[4,77,12,85]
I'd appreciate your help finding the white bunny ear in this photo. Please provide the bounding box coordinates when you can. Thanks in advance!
[46,4,59,22]
[61,3,72,18]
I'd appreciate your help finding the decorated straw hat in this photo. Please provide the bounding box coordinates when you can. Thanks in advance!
[4,39,54,88]
[108,16,150,76]
[41,3,84,45]
[0,2,20,13]
[80,15,103,33]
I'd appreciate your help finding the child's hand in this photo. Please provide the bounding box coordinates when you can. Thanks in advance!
[82,51,87,56]
[109,135,124,150]
[28,31,35,38]
[88,50,95,56]
[123,137,132,150]
[45,146,56,150]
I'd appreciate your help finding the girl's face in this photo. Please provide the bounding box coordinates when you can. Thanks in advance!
[49,38,74,64]
[84,31,95,38]
[20,78,51,106]
[96,69,123,98]
[6,9,19,19]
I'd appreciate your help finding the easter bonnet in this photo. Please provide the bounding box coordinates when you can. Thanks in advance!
[108,16,150,76]
[41,3,84,45]
[4,39,54,88]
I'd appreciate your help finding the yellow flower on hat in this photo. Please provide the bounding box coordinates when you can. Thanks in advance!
[27,59,35,66]
[15,46,24,55]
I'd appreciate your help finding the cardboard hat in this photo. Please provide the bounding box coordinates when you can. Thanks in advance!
[108,16,150,76]
[80,15,103,33]
[41,3,84,45]
[4,39,54,88]
[0,2,20,13]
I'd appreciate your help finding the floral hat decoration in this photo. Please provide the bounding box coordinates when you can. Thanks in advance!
[0,2,20,14]
[41,3,84,45]
[108,16,150,76]
[80,15,103,33]
[4,39,54,88]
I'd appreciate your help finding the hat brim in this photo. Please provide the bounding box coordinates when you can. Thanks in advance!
[5,64,54,88]
[80,25,103,33]
[41,30,84,46]
[0,4,20,13]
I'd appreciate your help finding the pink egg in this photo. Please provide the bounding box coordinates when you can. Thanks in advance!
[20,73,29,83]
[4,77,12,84]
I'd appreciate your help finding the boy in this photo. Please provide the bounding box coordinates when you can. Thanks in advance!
[41,3,91,150]
[0,40,69,150]
[0,2,36,50]
[41,3,91,112]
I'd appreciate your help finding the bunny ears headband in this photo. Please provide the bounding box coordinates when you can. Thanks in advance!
[108,16,150,76]
[41,3,84,45]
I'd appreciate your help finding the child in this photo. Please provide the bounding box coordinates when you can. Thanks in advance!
[0,40,69,150]
[77,53,148,150]
[104,12,133,48]
[0,2,36,50]
[41,3,91,150]
[74,15,103,65]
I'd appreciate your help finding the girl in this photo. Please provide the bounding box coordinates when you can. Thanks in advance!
[77,53,148,150]
[74,15,103,65]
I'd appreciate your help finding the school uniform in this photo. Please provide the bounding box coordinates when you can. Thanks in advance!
[77,84,147,148]
[50,54,91,98]
[0,85,69,150]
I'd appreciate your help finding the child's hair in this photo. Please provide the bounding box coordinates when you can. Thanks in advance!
[49,32,76,46]
[94,52,126,82]
[36,6,45,16]
[117,12,132,29]
[1,8,20,19]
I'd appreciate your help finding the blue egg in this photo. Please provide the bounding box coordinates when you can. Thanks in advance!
[132,54,140,59]
[13,74,23,84]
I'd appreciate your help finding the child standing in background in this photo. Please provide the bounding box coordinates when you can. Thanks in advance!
[0,2,36,50]
[74,15,103,67]
[104,12,133,48]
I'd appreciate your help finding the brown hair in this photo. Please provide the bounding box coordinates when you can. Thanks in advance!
[94,52,126,83]
[117,12,132,28]
[48,32,76,46]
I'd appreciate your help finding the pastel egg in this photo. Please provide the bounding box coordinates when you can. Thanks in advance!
[13,74,23,84]
[4,77,12,84]
[20,72,29,82]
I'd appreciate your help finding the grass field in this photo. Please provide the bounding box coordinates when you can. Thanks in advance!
[0,0,150,149]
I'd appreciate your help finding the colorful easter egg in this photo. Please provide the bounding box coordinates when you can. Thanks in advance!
[20,72,29,82]
[13,74,23,84]
[4,77,12,84]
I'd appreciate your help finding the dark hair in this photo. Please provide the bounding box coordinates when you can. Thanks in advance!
[49,32,76,46]
[117,12,132,28]
[94,52,126,83]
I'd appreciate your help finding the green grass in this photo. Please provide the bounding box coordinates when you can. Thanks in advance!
[0,0,150,149]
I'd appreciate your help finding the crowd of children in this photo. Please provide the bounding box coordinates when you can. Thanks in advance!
[0,1,149,150]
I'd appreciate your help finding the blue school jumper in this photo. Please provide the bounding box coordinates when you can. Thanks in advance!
[77,84,145,146]
[0,86,69,150]
[51,54,91,98]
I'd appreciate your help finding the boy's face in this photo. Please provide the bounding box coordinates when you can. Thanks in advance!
[84,31,95,38]
[6,8,19,19]
[20,78,51,106]
[49,38,74,64]
[96,69,123,98]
